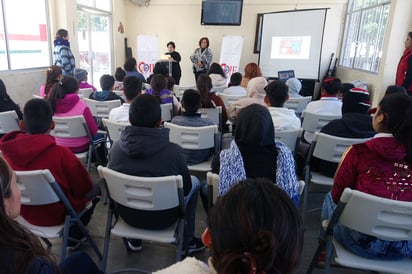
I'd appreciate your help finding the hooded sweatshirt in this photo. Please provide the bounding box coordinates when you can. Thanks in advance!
[332,134,412,203]
[0,131,92,226]
[108,125,192,229]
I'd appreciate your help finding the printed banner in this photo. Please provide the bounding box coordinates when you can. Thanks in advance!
[137,35,158,80]
[219,35,243,79]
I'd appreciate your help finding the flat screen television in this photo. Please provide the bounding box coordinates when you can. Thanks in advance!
[201,0,243,26]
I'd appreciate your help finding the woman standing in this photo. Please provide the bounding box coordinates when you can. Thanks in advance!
[190,37,213,81]
[53,29,75,76]
[396,32,412,95]
[165,41,182,85]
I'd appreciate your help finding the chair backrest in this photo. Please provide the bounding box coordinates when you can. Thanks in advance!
[97,166,183,211]
[217,93,247,108]
[0,110,20,134]
[338,188,412,241]
[102,118,127,143]
[51,115,92,140]
[198,107,222,130]
[207,172,219,206]
[161,103,173,122]
[164,122,218,150]
[284,96,312,114]
[275,128,303,153]
[78,88,93,99]
[301,112,341,135]
[311,132,370,163]
[83,98,121,118]
[16,169,60,206]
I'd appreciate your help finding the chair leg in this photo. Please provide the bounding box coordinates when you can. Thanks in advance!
[324,235,334,274]
[61,215,71,262]
[306,241,325,274]
[101,207,114,272]
[175,219,185,261]
[41,237,53,253]
[73,217,103,260]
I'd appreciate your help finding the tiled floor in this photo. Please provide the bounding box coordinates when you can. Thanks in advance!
[47,168,366,274]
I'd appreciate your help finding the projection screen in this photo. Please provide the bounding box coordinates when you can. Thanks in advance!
[258,9,328,80]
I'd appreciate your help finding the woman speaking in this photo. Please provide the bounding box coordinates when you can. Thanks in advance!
[190,37,213,81]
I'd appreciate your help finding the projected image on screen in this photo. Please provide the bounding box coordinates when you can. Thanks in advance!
[271,36,311,59]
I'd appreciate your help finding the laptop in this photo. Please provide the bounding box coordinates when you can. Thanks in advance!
[277,70,295,81]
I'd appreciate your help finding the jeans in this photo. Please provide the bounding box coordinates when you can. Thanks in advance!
[321,191,412,259]
[184,176,200,242]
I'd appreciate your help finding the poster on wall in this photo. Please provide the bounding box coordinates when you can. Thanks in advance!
[137,34,158,80]
[219,35,243,80]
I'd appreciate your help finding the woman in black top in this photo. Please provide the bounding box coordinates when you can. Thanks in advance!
[0,78,23,120]
[165,41,182,85]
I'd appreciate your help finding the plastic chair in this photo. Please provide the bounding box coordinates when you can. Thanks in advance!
[301,111,341,143]
[164,122,218,172]
[97,166,186,273]
[102,118,127,145]
[198,107,222,131]
[307,188,412,274]
[160,102,173,122]
[15,169,102,262]
[284,96,312,116]
[51,115,101,172]
[275,128,303,154]
[217,93,246,108]
[78,88,93,99]
[206,172,220,209]
[302,132,371,226]
[83,98,122,119]
[0,110,20,134]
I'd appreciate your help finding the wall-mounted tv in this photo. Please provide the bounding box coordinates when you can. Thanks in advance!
[201,0,243,26]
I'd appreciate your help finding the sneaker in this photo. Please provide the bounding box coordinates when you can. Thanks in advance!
[187,237,205,254]
[67,237,86,251]
[126,239,143,252]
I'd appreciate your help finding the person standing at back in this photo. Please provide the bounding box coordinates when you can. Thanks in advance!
[53,29,75,76]
[396,32,412,95]
[190,37,213,81]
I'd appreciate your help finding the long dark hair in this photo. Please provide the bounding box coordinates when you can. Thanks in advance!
[0,78,12,102]
[149,74,166,103]
[0,156,55,273]
[47,76,78,112]
[208,178,304,274]
[44,66,62,97]
[208,63,226,79]
[196,73,213,108]
[377,93,412,165]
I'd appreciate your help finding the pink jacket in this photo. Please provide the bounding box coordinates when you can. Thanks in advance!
[332,133,412,203]
[54,93,98,152]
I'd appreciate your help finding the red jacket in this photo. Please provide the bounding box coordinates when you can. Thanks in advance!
[0,131,92,226]
[396,48,412,93]
[332,134,412,203]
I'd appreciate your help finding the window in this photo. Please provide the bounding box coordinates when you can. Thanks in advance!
[0,0,50,71]
[340,0,390,73]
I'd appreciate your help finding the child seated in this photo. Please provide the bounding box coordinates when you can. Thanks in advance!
[75,68,97,92]
[89,74,124,103]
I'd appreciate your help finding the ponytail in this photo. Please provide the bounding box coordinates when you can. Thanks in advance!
[47,76,78,112]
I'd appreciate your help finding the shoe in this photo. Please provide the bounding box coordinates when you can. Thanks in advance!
[187,237,205,254]
[127,239,143,252]
[67,237,86,251]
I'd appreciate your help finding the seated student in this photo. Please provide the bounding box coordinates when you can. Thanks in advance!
[212,104,300,206]
[89,74,124,103]
[310,87,376,178]
[222,72,247,96]
[337,82,355,100]
[0,155,103,274]
[171,89,214,165]
[154,178,304,274]
[108,94,204,253]
[264,80,301,130]
[165,76,181,114]
[40,65,63,98]
[75,68,97,92]
[321,93,412,260]
[207,62,227,91]
[144,74,174,106]
[240,62,262,88]
[285,77,302,98]
[47,76,107,162]
[124,57,146,83]
[113,67,126,91]
[109,76,142,124]
[0,78,23,121]
[0,99,100,247]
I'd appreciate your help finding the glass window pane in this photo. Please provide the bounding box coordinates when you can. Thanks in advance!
[4,0,50,70]
[96,0,111,11]
[0,4,8,71]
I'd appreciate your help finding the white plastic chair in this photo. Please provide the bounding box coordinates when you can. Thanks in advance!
[15,169,102,261]
[0,110,20,134]
[206,172,220,208]
[284,96,312,116]
[83,98,121,119]
[51,115,100,172]
[164,122,218,172]
[275,128,303,154]
[301,111,341,143]
[198,106,222,131]
[102,118,127,145]
[78,88,93,99]
[97,166,185,272]
[302,132,371,226]
[307,188,412,274]
[217,93,247,108]
[161,102,173,122]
